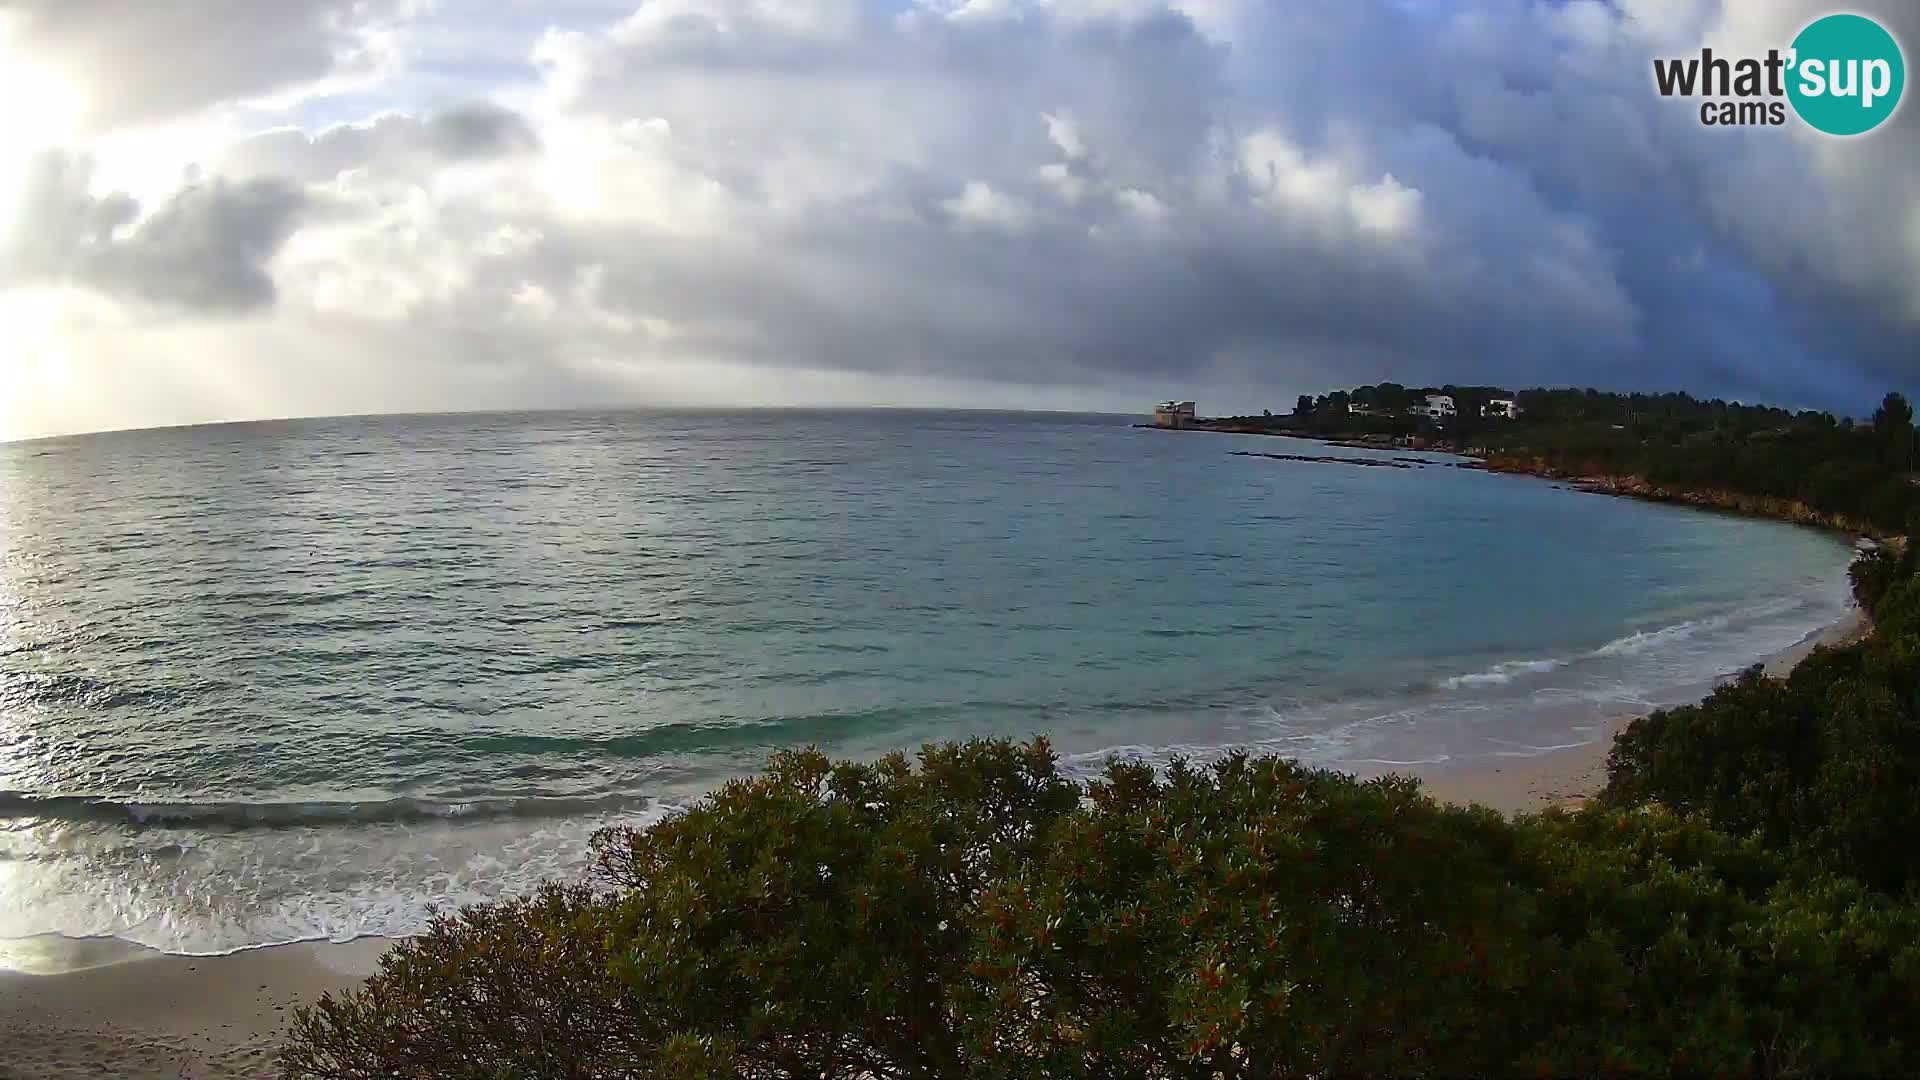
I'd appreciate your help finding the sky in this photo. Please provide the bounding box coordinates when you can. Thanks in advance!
[1,0,1918,440]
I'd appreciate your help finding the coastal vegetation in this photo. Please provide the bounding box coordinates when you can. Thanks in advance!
[1231,385,1920,535]
[281,391,1920,1079]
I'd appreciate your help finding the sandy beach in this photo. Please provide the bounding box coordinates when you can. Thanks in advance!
[1416,605,1870,815]
[0,940,387,1080]
[0,607,1873,1079]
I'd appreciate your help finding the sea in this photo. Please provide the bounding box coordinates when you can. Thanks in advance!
[0,409,1858,958]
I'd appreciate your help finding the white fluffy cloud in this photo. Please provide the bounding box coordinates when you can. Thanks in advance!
[2,0,1919,440]
[0,0,418,131]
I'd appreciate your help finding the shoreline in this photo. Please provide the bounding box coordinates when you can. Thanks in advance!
[0,552,1875,1077]
[0,610,1875,1080]
[0,939,389,1080]
[1413,604,1870,815]
[1147,420,1890,540]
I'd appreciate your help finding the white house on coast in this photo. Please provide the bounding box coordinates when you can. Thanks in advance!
[1411,394,1456,420]
[1482,398,1522,418]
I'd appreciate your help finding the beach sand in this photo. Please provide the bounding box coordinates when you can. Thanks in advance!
[0,939,388,1080]
[0,609,1874,1078]
[1415,605,1870,816]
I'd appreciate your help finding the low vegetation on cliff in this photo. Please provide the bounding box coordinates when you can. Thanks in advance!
[282,546,1920,1079]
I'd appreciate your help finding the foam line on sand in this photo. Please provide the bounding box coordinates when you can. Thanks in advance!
[1414,606,1869,815]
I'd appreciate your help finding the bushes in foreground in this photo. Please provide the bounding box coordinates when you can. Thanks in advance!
[282,739,1920,1079]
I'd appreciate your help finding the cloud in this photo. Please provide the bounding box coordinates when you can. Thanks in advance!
[218,103,540,183]
[942,181,1033,231]
[0,0,417,131]
[1,152,304,313]
[5,0,1920,439]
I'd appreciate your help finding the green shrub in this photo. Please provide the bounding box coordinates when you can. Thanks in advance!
[279,884,638,1080]
[589,737,1080,1078]
[282,740,1920,1079]
[1601,619,1920,896]
[1602,668,1822,848]
[1850,544,1903,612]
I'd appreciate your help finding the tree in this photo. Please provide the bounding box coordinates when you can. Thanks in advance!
[1873,391,1914,472]
[1872,391,1912,437]
[1294,394,1314,417]
[284,737,1920,1079]
[1270,383,1920,533]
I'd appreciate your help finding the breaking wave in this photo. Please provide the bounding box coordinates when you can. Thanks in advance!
[1437,594,1836,691]
[1439,658,1569,689]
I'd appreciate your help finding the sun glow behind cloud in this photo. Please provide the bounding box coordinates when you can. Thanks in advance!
[0,38,88,442]
[0,290,76,442]
[0,52,85,221]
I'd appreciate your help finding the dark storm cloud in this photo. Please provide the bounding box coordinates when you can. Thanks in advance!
[491,1,1650,397]
[14,0,1920,422]
[1,152,304,312]
[365,0,1887,414]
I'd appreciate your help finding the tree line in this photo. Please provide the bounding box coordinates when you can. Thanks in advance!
[1254,385,1920,535]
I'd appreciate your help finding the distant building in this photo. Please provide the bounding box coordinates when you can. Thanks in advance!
[1154,401,1198,429]
[1410,394,1455,421]
[1347,402,1384,417]
[1481,397,1521,419]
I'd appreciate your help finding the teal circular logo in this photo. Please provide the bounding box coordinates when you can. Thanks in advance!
[1788,14,1905,136]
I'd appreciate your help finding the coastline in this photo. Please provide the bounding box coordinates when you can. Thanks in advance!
[1148,419,1892,540]
[1414,604,1870,815]
[0,613,1875,1079]
[0,557,1874,1077]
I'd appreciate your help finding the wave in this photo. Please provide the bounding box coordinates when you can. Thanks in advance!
[0,791,658,830]
[1590,616,1727,658]
[1437,594,1836,691]
[1439,658,1568,689]
[1593,594,1809,657]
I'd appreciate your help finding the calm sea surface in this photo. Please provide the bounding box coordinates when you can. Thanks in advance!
[0,410,1856,954]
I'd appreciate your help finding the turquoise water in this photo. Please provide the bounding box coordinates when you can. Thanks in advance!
[0,410,1855,954]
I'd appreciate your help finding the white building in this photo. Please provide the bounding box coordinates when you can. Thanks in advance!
[1481,397,1521,419]
[1418,394,1456,420]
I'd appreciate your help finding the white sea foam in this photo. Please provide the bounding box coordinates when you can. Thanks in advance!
[1435,591,1843,695]
[1439,657,1568,689]
[0,803,678,957]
